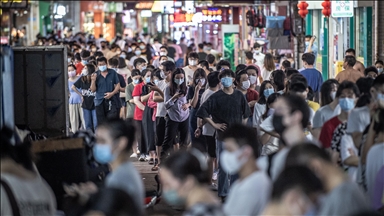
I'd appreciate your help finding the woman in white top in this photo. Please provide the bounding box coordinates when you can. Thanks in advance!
[312,79,340,139]
[253,80,275,128]
[261,53,275,81]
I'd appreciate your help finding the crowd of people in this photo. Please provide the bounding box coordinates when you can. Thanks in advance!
[1,32,384,216]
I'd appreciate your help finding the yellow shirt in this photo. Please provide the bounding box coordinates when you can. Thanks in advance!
[308,100,320,112]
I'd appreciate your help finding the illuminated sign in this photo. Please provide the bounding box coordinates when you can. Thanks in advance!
[1,0,29,9]
[202,8,222,22]
[172,12,194,23]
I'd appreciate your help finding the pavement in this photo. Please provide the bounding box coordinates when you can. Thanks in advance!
[129,157,182,216]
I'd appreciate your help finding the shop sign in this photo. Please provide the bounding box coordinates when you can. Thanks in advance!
[331,0,354,17]
[202,8,223,22]
[173,12,194,23]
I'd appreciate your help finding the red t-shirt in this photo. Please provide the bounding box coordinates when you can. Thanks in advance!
[132,82,147,121]
[75,62,85,75]
[246,89,259,115]
[319,116,342,148]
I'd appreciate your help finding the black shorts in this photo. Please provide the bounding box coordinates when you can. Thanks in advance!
[204,135,216,158]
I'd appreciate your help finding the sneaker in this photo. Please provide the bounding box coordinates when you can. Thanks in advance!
[148,158,154,165]
[212,171,218,181]
[130,153,138,158]
[144,155,150,161]
[210,182,218,191]
[138,154,145,162]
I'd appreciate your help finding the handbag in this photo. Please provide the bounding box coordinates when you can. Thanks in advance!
[1,179,21,216]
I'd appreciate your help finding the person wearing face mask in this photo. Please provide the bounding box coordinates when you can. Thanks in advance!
[253,43,265,69]
[258,93,282,156]
[375,60,384,74]
[72,64,98,131]
[336,56,364,83]
[197,69,251,201]
[257,94,311,181]
[304,35,318,65]
[319,82,359,165]
[300,53,323,102]
[132,68,154,162]
[187,69,207,146]
[235,70,259,127]
[160,149,223,215]
[253,81,275,129]
[153,46,175,68]
[245,52,262,78]
[106,44,121,61]
[312,79,340,139]
[162,68,190,155]
[245,65,262,91]
[90,57,121,124]
[183,52,199,85]
[221,124,272,215]
[151,61,176,171]
[364,66,379,79]
[129,47,148,67]
[285,144,370,215]
[197,60,211,75]
[68,64,85,133]
[90,44,98,55]
[92,118,144,214]
[261,166,324,216]
[75,50,90,75]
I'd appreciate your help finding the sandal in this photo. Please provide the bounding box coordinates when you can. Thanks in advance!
[148,158,154,165]
[151,163,160,171]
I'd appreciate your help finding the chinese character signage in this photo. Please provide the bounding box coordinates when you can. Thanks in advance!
[331,0,354,17]
[202,8,223,22]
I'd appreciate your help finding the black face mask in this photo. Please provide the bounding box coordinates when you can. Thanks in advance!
[272,114,286,134]
[101,45,106,49]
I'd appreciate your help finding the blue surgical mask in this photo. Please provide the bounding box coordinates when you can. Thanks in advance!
[174,78,184,85]
[339,98,355,111]
[154,80,159,86]
[93,144,115,164]
[378,68,383,73]
[264,88,274,97]
[163,189,185,206]
[305,42,310,47]
[120,54,126,59]
[133,79,140,84]
[141,66,147,72]
[221,77,233,87]
[82,60,88,65]
[145,77,151,83]
[99,65,107,71]
[135,50,141,56]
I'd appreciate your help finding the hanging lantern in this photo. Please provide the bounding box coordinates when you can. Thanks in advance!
[297,1,309,18]
[321,0,331,17]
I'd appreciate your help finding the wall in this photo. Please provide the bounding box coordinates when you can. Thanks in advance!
[378,1,384,59]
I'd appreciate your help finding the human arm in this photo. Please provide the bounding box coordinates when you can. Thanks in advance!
[190,85,202,108]
[361,121,375,165]
[153,91,165,103]
[125,85,134,104]
[203,117,227,131]
[90,73,97,92]
[164,87,182,110]
[341,135,359,167]
[134,96,145,110]
[71,85,84,102]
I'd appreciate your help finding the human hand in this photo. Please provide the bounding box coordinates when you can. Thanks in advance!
[182,103,190,111]
[104,92,113,99]
[195,127,201,138]
[248,100,257,107]
[213,123,227,131]
[91,73,97,82]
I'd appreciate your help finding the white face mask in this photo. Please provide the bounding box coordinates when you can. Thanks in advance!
[220,149,247,174]
[160,52,167,56]
[189,60,197,66]
[330,92,336,100]
[196,78,206,86]
[242,80,251,90]
[249,75,257,85]
[81,69,88,76]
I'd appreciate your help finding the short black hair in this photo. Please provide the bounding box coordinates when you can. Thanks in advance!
[97,56,107,65]
[198,43,204,49]
[307,86,314,101]
[344,56,357,67]
[222,124,260,157]
[372,74,384,89]
[131,69,141,78]
[235,69,247,87]
[245,51,253,60]
[188,52,199,59]
[206,54,215,64]
[198,60,209,70]
[98,118,136,152]
[281,60,291,69]
[94,51,104,59]
[305,35,312,39]
[356,77,374,95]
[161,60,176,72]
[68,63,77,70]
[286,143,332,168]
[253,42,261,49]
[108,57,119,68]
[245,65,260,77]
[364,66,378,76]
[159,46,168,51]
[80,50,91,59]
[345,48,356,56]
[219,69,235,79]
[133,58,146,69]
[335,81,360,98]
[302,53,315,65]
[273,70,286,91]
[375,60,384,65]
[74,52,81,61]
[217,60,231,71]
[289,74,308,93]
[272,165,323,201]
[207,71,220,88]
[235,64,247,73]
[282,94,310,129]
[285,68,299,78]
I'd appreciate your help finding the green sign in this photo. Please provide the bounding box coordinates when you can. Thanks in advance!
[223,32,239,71]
